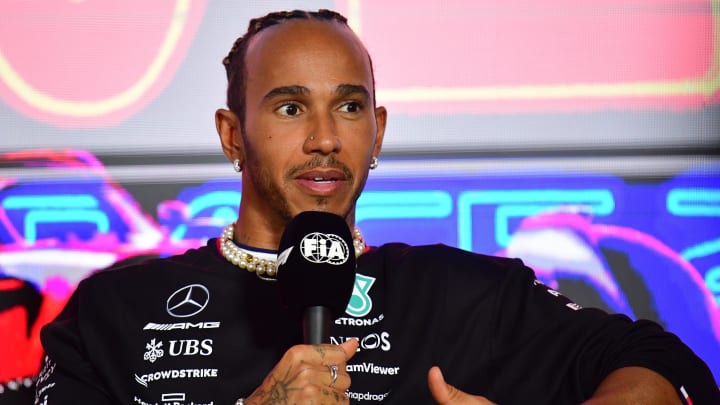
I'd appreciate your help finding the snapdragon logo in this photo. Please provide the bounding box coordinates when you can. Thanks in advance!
[345,273,375,317]
[300,232,349,265]
[346,390,390,401]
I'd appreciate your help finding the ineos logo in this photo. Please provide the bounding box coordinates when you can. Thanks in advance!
[300,232,349,265]
[166,284,209,318]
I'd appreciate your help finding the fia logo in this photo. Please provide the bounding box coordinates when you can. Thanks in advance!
[300,232,349,265]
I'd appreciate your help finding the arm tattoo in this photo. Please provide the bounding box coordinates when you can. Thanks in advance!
[251,365,297,405]
[251,363,341,405]
[313,346,328,359]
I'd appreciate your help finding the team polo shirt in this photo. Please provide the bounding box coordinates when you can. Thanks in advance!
[36,240,719,404]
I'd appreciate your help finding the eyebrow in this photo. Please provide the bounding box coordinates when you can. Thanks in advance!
[335,84,370,101]
[263,85,309,102]
[262,84,370,103]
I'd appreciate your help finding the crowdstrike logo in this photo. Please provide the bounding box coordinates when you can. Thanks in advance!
[300,232,349,265]
[166,284,209,318]
[134,368,218,388]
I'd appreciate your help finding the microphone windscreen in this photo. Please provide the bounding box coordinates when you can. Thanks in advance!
[277,211,356,319]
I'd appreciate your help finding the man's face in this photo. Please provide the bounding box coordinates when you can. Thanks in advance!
[238,20,385,227]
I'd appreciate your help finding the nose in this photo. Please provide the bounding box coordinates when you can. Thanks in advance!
[304,111,341,155]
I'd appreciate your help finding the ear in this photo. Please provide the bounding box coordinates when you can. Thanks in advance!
[372,106,387,159]
[215,109,244,165]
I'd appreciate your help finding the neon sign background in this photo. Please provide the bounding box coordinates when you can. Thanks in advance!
[0,0,718,400]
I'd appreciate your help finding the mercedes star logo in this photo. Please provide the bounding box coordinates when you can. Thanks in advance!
[166,284,210,318]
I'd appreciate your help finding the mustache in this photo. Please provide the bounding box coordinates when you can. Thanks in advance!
[288,155,353,179]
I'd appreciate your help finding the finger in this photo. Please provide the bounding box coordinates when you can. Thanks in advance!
[339,338,359,361]
[288,363,351,393]
[428,366,453,404]
[294,364,351,395]
[323,364,351,390]
[428,366,497,405]
[303,343,353,365]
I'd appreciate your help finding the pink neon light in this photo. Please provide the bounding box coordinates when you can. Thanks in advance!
[338,0,717,112]
[0,1,208,127]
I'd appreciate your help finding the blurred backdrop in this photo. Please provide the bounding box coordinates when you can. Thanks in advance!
[0,0,718,401]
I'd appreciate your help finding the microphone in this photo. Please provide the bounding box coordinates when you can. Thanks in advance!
[277,211,357,344]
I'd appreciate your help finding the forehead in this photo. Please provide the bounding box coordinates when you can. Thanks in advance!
[244,19,373,94]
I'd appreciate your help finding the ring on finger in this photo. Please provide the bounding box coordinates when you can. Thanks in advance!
[328,364,339,387]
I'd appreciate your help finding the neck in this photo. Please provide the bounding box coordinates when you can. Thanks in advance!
[218,221,366,281]
[232,208,357,251]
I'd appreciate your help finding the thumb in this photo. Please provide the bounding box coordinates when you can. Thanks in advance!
[339,338,359,361]
[428,366,458,404]
[428,366,496,405]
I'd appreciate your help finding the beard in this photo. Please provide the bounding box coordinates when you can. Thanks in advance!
[244,153,361,224]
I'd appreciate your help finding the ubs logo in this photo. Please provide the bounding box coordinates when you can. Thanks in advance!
[166,284,209,318]
[143,338,213,362]
[300,232,349,265]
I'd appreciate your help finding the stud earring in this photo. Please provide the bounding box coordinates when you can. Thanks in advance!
[233,159,242,173]
[369,156,379,170]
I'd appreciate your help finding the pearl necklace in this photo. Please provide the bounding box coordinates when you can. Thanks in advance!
[219,222,366,281]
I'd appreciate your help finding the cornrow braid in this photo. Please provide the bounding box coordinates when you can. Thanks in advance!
[222,9,346,75]
[222,9,374,128]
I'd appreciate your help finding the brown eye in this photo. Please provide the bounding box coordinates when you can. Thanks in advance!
[339,101,362,113]
[277,103,300,116]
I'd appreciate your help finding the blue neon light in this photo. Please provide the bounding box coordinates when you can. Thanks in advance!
[457,189,615,250]
[667,188,720,217]
[356,190,453,222]
[705,266,720,305]
[187,191,241,218]
[3,194,98,209]
[682,238,720,261]
[24,209,110,243]
[170,224,188,241]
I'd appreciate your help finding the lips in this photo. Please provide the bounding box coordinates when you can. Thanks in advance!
[295,169,348,194]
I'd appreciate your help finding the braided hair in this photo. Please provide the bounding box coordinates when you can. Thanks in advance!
[222,9,375,128]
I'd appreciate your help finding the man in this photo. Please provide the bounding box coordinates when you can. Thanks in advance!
[36,9,719,405]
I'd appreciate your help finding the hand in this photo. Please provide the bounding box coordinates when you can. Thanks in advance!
[428,366,498,405]
[245,339,358,404]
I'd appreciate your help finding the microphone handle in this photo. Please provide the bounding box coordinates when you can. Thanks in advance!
[304,305,331,344]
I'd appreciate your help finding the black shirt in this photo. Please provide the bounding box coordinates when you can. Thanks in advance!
[36,240,719,404]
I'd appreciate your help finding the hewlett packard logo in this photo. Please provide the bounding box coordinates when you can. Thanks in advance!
[300,232,349,265]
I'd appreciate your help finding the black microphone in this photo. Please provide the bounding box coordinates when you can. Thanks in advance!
[277,211,357,344]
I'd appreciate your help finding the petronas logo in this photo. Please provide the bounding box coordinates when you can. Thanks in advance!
[345,273,375,317]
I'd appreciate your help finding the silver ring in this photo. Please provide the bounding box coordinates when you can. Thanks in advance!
[328,364,339,387]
